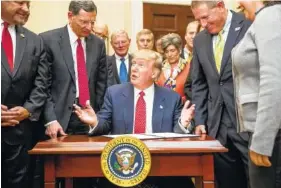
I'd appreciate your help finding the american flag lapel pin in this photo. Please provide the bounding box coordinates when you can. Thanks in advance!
[235,27,241,31]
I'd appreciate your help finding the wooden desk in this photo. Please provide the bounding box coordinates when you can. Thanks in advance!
[29,135,227,188]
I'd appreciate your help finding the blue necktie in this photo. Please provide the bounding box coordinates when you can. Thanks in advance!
[119,57,128,83]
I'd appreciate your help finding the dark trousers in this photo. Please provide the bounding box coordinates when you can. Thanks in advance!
[1,142,29,188]
[249,130,281,188]
[214,108,250,188]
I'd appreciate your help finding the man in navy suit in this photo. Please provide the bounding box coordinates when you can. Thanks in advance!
[74,49,196,188]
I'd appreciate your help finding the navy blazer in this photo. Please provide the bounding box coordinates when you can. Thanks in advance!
[90,83,188,135]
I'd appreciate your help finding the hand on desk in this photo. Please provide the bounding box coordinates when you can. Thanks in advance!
[45,121,67,139]
[195,125,207,135]
[1,104,20,127]
[180,100,195,127]
[73,100,97,127]
[250,150,271,167]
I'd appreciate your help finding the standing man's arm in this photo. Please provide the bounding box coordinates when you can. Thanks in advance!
[94,42,107,112]
[184,60,193,101]
[192,43,207,134]
[40,35,66,138]
[10,36,48,122]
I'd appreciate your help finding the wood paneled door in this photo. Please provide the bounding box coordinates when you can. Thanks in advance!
[143,3,194,47]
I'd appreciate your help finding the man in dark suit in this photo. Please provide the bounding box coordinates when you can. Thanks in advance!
[40,0,107,138]
[107,30,132,87]
[1,1,48,188]
[74,49,195,188]
[190,1,252,188]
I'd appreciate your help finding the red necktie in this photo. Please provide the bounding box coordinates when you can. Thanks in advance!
[134,91,146,134]
[76,39,90,107]
[2,22,13,71]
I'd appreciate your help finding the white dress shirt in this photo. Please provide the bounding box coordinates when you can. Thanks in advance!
[212,10,233,51]
[115,53,129,76]
[1,19,16,65]
[183,47,192,61]
[67,24,87,98]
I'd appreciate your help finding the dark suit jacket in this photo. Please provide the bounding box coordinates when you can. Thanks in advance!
[106,54,132,87]
[1,25,48,145]
[192,12,251,138]
[90,83,189,136]
[40,26,107,131]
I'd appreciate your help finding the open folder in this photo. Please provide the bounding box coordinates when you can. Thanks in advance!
[102,133,199,140]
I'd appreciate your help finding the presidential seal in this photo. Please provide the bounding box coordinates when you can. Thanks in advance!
[101,136,151,187]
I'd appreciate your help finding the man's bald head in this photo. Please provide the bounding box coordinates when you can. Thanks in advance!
[92,22,109,40]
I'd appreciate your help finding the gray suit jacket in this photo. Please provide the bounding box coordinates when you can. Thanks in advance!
[192,11,251,139]
[106,54,132,87]
[232,5,281,156]
[1,25,48,145]
[40,26,107,131]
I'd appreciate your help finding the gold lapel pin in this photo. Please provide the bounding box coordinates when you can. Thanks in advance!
[20,33,25,38]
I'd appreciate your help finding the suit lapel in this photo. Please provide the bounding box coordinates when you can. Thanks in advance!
[85,35,96,79]
[220,12,243,73]
[205,32,219,76]
[123,84,134,133]
[111,55,121,84]
[127,54,132,81]
[60,26,76,83]
[152,85,165,133]
[13,26,27,78]
[1,46,12,76]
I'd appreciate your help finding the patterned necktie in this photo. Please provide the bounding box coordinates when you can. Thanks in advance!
[134,91,146,134]
[187,51,193,64]
[2,22,13,71]
[214,31,225,73]
[77,39,90,107]
[119,57,127,83]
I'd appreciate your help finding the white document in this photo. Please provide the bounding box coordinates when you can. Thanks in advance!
[102,134,161,140]
[146,132,199,138]
[102,133,199,139]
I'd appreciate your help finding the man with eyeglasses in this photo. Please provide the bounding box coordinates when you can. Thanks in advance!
[40,0,107,138]
[107,30,132,87]
[190,1,252,188]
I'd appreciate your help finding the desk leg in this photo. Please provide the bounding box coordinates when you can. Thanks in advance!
[65,178,73,188]
[202,155,215,188]
[44,156,56,188]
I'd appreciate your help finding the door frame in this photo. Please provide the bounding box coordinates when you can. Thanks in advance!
[130,0,191,52]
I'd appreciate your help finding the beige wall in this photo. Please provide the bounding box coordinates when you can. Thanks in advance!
[25,0,237,55]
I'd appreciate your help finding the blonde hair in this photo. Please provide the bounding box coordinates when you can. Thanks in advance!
[132,49,162,79]
[136,29,154,42]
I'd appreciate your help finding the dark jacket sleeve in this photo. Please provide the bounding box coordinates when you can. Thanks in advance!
[23,35,49,121]
[94,41,107,112]
[191,39,209,127]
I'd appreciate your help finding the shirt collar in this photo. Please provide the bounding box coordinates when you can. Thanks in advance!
[220,10,232,34]
[67,24,85,45]
[134,83,155,98]
[1,19,15,30]
[115,53,129,61]
[184,47,191,55]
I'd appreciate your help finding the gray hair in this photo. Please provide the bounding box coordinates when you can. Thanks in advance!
[191,0,221,9]
[110,29,130,42]
[69,0,97,15]
[161,33,182,52]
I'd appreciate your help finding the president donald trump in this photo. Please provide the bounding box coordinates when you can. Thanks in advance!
[73,49,195,188]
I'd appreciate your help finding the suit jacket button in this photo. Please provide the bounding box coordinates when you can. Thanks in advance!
[68,106,72,110]
[219,82,223,85]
